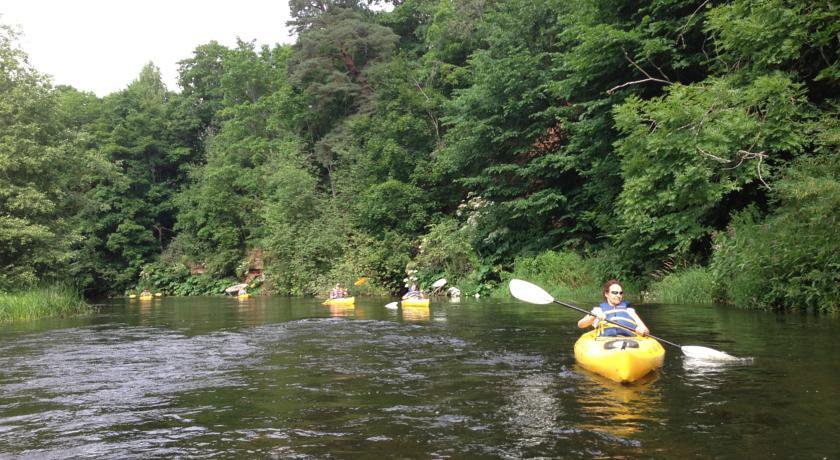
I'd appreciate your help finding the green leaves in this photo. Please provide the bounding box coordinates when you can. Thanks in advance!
[711,156,840,310]
[0,26,94,290]
[705,0,836,74]
[353,179,430,237]
[613,74,811,260]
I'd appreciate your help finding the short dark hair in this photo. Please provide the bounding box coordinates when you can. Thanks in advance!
[602,279,622,298]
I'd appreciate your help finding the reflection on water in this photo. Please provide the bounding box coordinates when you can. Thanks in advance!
[0,297,838,458]
[574,369,662,438]
[401,306,429,322]
[328,304,355,318]
[681,355,755,390]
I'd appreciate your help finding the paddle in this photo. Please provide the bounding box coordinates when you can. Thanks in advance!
[385,278,446,310]
[508,279,739,361]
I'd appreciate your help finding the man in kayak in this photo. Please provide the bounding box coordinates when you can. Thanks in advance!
[577,280,649,337]
[402,283,424,299]
[330,283,347,299]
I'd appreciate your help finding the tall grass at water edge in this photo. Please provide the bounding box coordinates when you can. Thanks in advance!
[646,267,715,304]
[493,251,606,303]
[0,284,91,323]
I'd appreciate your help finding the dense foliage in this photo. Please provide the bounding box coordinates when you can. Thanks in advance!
[1,0,837,310]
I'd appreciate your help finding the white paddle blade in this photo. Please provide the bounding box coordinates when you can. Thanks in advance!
[681,346,741,361]
[385,302,399,310]
[508,279,555,305]
[431,278,447,289]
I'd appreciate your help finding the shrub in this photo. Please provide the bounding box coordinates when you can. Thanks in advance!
[140,260,236,296]
[647,267,715,304]
[710,156,840,311]
[414,218,480,283]
[495,250,602,301]
[353,180,430,237]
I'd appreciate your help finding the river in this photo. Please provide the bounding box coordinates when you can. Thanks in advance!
[1,296,837,458]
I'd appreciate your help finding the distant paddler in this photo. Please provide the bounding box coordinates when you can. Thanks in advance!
[402,282,424,300]
[224,283,248,296]
[329,283,349,299]
[324,283,354,306]
[401,282,430,307]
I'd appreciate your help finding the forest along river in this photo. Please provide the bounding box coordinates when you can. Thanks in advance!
[1,297,838,458]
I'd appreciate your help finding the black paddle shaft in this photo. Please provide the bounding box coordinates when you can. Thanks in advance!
[553,299,683,350]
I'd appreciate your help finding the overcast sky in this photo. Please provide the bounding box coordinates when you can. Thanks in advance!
[1,0,296,96]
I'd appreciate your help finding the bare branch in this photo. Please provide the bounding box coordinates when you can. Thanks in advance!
[677,0,712,48]
[608,78,671,94]
[625,48,671,83]
[410,76,442,147]
[755,152,771,190]
[696,147,771,189]
[696,147,731,163]
[607,49,672,94]
[649,59,672,83]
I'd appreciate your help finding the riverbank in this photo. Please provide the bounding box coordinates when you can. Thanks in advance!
[0,285,91,323]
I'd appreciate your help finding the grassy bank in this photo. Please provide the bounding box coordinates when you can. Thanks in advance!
[0,285,91,323]
[646,268,715,304]
[491,251,605,303]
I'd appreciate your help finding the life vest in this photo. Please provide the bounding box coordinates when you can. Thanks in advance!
[403,289,421,299]
[597,301,637,337]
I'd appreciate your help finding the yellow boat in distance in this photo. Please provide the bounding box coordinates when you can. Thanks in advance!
[401,297,430,307]
[323,296,355,306]
[139,295,153,301]
[574,329,665,384]
[237,293,251,299]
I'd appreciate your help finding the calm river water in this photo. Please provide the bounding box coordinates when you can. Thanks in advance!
[1,296,838,458]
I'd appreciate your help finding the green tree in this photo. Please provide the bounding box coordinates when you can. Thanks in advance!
[353,179,431,237]
[175,43,303,276]
[711,154,840,310]
[0,25,105,290]
[288,6,399,141]
[73,63,193,290]
[613,75,811,264]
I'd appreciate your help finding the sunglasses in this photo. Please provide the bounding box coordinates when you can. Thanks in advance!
[609,290,624,295]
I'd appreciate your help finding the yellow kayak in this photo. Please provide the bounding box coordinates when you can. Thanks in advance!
[401,297,430,307]
[574,330,665,384]
[323,296,355,306]
[139,295,153,301]
[237,293,251,299]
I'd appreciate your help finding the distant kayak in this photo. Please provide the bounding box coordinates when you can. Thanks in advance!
[323,297,355,306]
[139,295,153,301]
[237,293,251,299]
[574,329,665,384]
[401,298,430,308]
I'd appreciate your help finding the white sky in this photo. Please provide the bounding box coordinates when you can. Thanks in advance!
[1,0,296,96]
